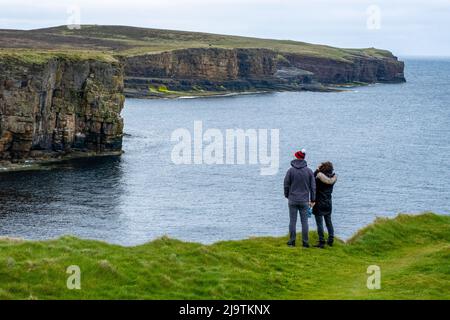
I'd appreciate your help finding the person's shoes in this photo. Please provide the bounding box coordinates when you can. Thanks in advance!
[287,240,296,247]
[302,243,310,248]
[327,241,334,247]
[314,242,325,249]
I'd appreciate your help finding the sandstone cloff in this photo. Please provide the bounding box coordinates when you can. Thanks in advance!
[122,47,405,97]
[0,52,124,165]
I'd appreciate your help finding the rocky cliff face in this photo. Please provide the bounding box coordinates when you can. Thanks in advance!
[0,55,124,164]
[280,53,405,84]
[122,48,405,97]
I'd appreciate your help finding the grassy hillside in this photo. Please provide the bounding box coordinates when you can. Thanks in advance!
[0,213,448,300]
[0,25,394,61]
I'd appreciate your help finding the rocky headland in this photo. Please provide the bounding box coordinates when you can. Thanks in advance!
[0,51,124,169]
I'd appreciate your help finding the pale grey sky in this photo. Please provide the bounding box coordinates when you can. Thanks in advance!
[1,0,449,57]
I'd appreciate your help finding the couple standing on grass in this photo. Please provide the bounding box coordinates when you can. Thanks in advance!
[284,149,337,248]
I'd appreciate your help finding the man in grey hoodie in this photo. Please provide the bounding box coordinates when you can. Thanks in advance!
[284,149,316,248]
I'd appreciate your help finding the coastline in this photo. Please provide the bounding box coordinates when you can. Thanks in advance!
[124,85,344,100]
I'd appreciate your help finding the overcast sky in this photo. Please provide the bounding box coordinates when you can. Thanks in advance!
[1,0,449,57]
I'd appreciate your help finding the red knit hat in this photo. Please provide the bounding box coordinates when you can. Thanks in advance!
[294,149,306,159]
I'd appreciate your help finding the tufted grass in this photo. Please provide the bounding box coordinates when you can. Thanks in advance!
[0,212,448,300]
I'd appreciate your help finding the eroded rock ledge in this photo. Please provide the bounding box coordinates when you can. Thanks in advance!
[0,53,124,167]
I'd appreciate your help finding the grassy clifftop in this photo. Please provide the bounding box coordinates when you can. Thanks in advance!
[1,25,395,61]
[0,49,119,65]
[0,213,448,300]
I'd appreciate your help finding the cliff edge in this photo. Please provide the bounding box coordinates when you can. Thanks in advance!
[0,213,448,299]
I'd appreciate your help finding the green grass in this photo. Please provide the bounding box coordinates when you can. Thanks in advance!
[0,212,448,300]
[0,48,118,65]
[53,25,391,61]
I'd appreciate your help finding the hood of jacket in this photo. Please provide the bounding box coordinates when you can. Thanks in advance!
[316,172,337,185]
[290,159,307,169]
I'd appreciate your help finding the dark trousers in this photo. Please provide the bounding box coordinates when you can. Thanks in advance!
[314,214,334,244]
[288,202,309,245]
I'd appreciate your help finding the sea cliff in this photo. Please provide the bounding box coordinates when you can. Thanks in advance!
[122,47,405,97]
[0,52,124,167]
[0,25,406,98]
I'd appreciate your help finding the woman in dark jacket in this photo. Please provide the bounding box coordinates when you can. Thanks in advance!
[313,161,337,248]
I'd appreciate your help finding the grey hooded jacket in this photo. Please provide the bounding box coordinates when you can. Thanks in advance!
[284,159,316,204]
